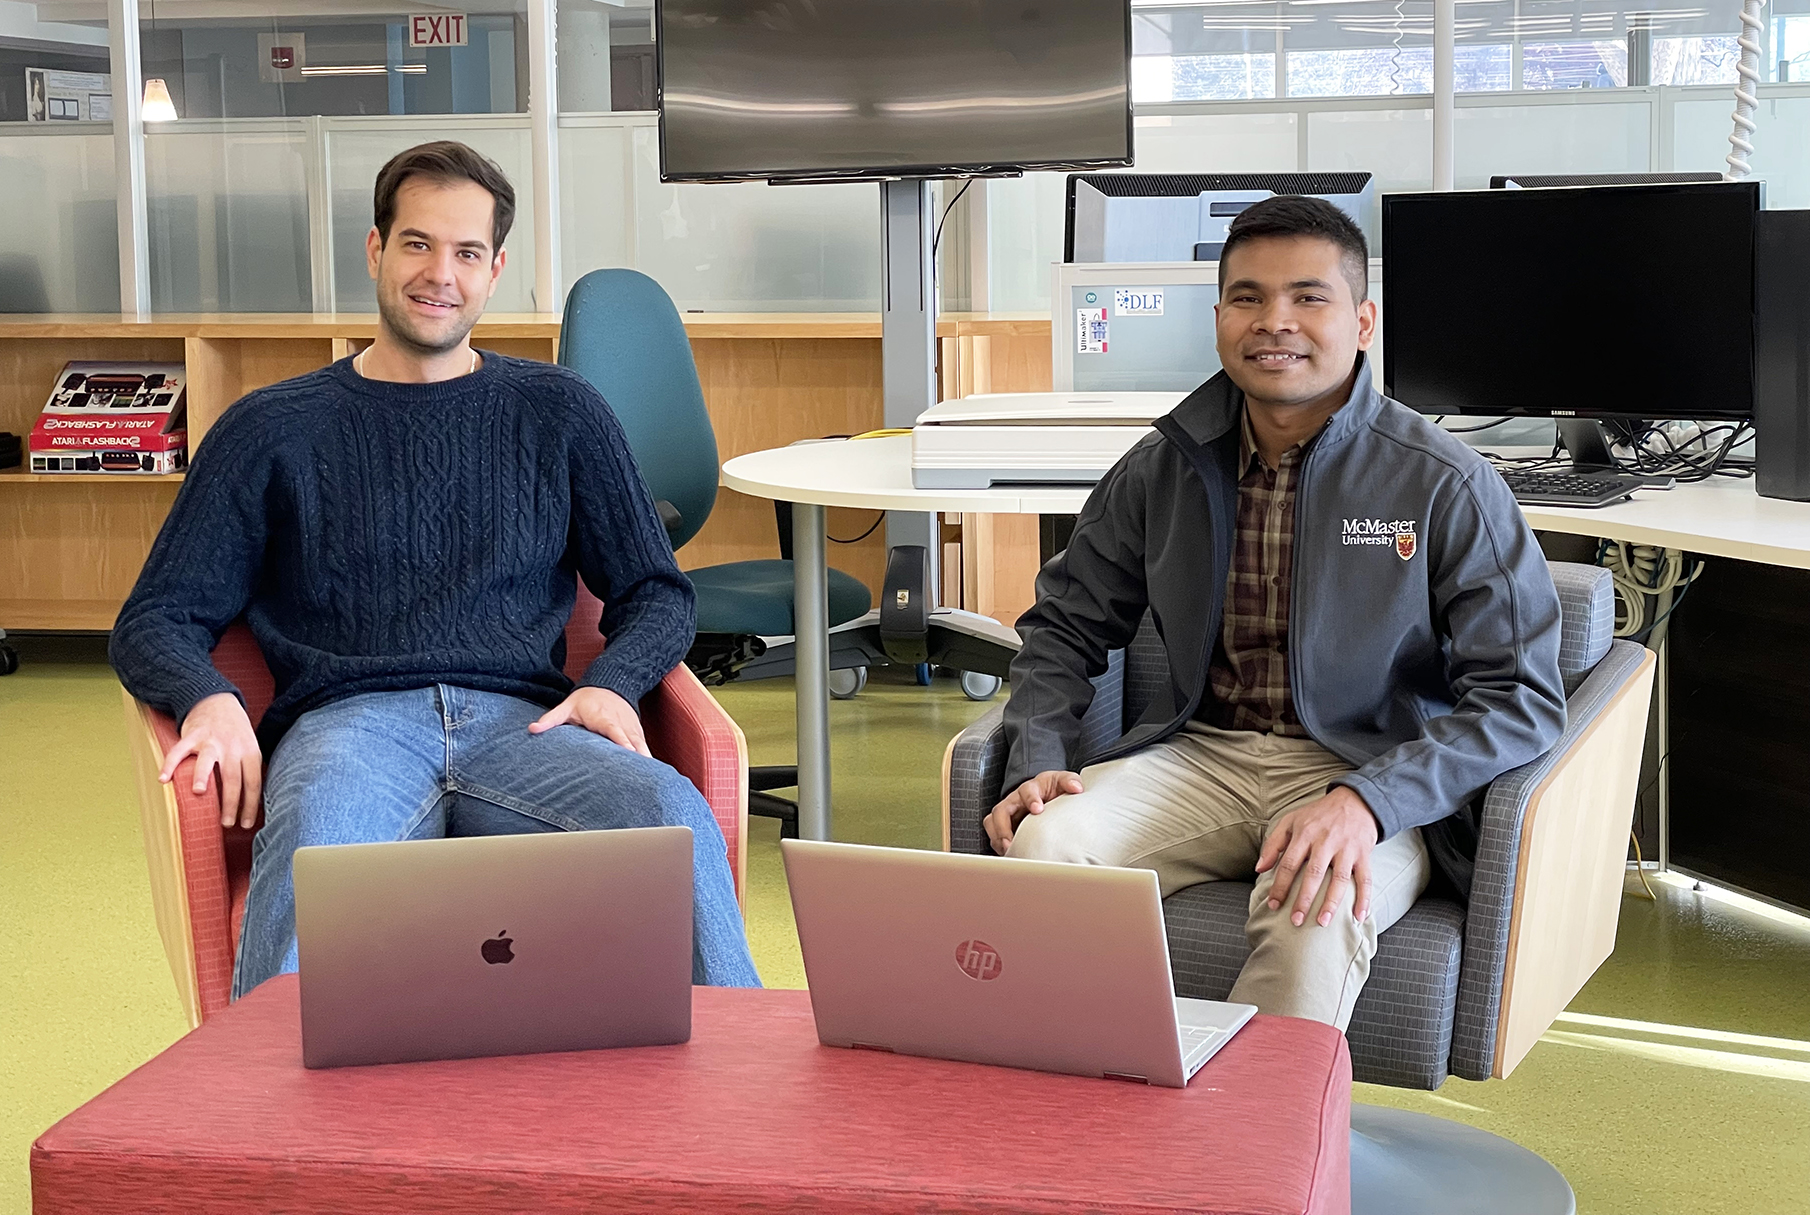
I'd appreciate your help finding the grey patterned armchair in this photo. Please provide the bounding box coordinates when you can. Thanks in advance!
[942,562,1655,1093]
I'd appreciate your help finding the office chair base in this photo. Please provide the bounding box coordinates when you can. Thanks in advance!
[748,767,800,839]
[1350,1105,1574,1215]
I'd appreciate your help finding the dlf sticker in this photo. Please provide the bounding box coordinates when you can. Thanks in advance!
[1113,288,1164,316]
[1078,308,1108,354]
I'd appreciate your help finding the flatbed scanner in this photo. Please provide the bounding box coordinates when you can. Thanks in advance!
[911,391,1188,489]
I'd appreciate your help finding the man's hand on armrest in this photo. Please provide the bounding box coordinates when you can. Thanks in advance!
[984,770,1084,855]
[159,692,263,830]
[530,686,651,757]
[1255,786,1382,928]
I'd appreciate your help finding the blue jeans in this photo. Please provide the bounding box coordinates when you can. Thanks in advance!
[231,684,761,998]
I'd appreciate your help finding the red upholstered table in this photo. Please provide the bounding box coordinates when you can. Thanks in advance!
[33,975,1350,1215]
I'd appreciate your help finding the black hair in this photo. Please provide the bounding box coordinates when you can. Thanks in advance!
[373,140,516,253]
[1218,195,1369,303]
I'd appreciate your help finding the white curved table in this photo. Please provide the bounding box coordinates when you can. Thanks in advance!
[720,436,1091,840]
[723,435,1810,843]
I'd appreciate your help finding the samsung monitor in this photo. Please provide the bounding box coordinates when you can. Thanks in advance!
[1382,182,1760,423]
[1066,172,1375,263]
[654,0,1133,183]
[1490,172,1725,189]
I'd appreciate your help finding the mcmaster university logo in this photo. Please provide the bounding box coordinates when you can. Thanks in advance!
[1342,517,1418,561]
[955,939,1002,981]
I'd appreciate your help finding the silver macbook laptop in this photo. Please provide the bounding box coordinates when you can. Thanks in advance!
[781,840,1256,1088]
[294,826,694,1069]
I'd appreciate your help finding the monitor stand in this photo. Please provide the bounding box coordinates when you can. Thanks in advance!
[1556,419,1615,472]
[1556,418,1676,487]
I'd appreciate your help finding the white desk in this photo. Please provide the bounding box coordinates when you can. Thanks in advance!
[1521,476,1810,569]
[723,435,1810,842]
[721,436,1089,839]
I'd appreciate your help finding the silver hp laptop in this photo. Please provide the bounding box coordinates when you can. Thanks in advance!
[782,840,1256,1088]
[294,826,694,1069]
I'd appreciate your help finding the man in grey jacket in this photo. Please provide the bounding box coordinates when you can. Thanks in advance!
[987,196,1565,1029]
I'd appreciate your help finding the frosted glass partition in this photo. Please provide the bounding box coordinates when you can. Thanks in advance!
[627,125,882,312]
[986,172,1068,314]
[0,128,118,313]
[1672,89,1810,208]
[1453,100,1652,188]
[557,116,637,296]
[145,122,314,312]
[1130,111,1299,174]
[1306,107,1433,198]
[323,118,537,313]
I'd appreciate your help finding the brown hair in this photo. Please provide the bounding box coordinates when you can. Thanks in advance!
[372,140,516,253]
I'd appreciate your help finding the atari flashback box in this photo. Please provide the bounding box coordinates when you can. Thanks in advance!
[29,362,189,474]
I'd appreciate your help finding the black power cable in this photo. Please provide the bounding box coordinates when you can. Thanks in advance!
[931,179,974,265]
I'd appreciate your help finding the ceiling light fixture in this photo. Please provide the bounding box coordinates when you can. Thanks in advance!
[141,0,177,121]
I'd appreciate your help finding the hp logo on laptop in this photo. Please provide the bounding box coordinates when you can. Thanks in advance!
[955,939,1002,981]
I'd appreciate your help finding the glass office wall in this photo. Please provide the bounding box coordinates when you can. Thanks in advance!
[140,5,528,121]
[144,121,312,312]
[556,114,884,314]
[0,126,117,311]
[3,0,1805,315]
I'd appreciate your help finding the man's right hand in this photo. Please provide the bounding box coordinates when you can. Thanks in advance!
[984,770,1083,855]
[158,692,263,829]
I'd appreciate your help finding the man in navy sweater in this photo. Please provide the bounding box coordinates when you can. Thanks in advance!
[111,141,760,995]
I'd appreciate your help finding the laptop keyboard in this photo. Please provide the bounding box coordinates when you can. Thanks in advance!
[1180,1023,1229,1071]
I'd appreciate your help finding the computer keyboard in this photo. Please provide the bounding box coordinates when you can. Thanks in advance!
[1498,469,1645,507]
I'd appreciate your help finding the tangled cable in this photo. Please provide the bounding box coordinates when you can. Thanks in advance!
[1598,540,1703,639]
[1613,420,1753,482]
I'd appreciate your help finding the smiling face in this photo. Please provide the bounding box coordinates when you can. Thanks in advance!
[364,176,506,355]
[1214,234,1377,412]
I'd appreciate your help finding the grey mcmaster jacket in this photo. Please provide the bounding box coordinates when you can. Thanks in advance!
[1002,355,1567,895]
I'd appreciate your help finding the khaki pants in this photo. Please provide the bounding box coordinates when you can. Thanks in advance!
[1007,722,1430,1030]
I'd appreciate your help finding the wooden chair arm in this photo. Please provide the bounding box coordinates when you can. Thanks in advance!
[121,690,236,1029]
[1492,645,1657,1077]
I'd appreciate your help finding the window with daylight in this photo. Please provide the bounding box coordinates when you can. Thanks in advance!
[1520,41,1628,90]
[1288,44,1512,96]
[1129,0,1801,98]
[1651,36,1744,85]
[1134,52,1279,101]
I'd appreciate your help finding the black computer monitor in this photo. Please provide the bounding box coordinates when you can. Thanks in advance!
[1065,172,1374,262]
[1489,172,1725,189]
[1382,183,1759,443]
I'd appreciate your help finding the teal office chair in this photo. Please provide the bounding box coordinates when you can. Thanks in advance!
[558,268,873,836]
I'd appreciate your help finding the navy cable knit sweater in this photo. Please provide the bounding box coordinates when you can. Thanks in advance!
[109,353,696,752]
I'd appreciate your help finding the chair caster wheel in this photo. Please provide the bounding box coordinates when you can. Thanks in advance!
[959,671,1001,701]
[828,666,867,699]
[0,644,16,676]
[915,662,932,686]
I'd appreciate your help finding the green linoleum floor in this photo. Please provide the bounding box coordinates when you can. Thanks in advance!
[4,636,1808,1214]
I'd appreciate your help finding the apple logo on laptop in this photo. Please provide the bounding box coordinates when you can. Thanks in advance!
[955,939,1002,981]
[481,931,514,965]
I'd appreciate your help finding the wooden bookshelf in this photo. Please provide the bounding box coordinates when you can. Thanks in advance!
[0,312,1053,635]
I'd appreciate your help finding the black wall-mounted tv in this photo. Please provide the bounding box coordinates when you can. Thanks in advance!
[654,0,1134,184]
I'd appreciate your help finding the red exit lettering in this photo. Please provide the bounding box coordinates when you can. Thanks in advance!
[409,13,468,48]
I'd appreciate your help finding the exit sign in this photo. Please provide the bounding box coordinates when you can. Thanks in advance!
[409,14,468,47]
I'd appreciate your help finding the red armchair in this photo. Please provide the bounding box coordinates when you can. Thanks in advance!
[123,588,749,1029]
